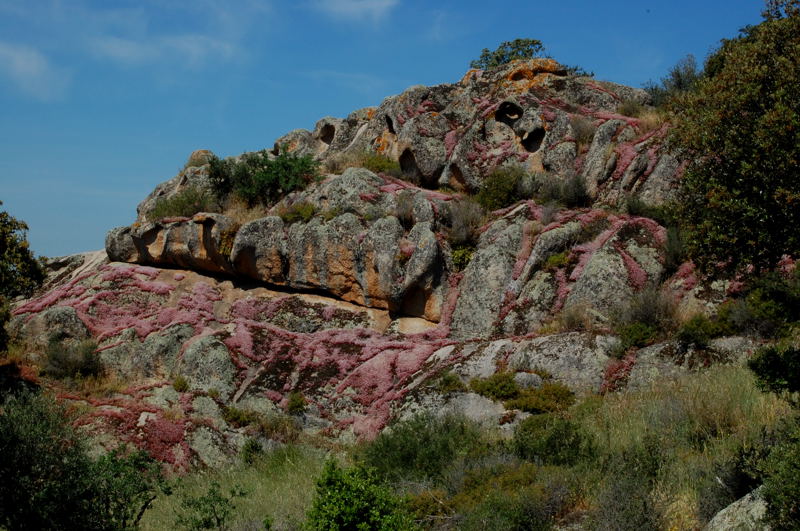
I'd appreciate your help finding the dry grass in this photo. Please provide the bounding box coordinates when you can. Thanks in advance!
[222,196,269,226]
[636,109,666,136]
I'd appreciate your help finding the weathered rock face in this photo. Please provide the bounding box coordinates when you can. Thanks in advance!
[705,487,770,531]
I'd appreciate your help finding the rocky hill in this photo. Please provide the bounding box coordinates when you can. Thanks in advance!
[8,59,748,469]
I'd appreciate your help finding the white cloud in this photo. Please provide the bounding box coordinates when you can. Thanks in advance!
[311,0,399,22]
[0,42,70,101]
[90,34,235,69]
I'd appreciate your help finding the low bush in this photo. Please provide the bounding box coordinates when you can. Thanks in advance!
[748,345,800,394]
[278,201,317,224]
[434,371,467,393]
[222,406,260,428]
[240,438,263,465]
[475,166,529,211]
[612,287,677,336]
[324,150,402,177]
[447,198,484,246]
[305,461,414,530]
[470,372,519,401]
[145,186,218,222]
[172,375,189,393]
[761,424,800,530]
[676,314,724,350]
[175,480,247,530]
[617,99,645,117]
[616,322,658,352]
[534,173,590,208]
[718,272,800,338]
[451,244,476,272]
[543,251,572,272]
[208,148,318,207]
[361,412,483,484]
[43,336,102,381]
[513,414,595,466]
[505,383,576,414]
[286,391,306,415]
[460,489,557,531]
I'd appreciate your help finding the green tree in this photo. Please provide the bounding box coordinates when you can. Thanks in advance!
[0,391,166,530]
[673,9,800,274]
[643,54,703,107]
[469,39,545,70]
[0,201,44,352]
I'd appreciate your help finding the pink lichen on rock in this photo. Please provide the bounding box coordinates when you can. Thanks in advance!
[616,244,649,291]
[611,143,639,180]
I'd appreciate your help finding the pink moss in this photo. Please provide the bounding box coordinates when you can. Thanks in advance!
[445,130,460,158]
[611,143,639,180]
[552,269,570,312]
[541,108,557,122]
[359,192,378,202]
[616,244,648,290]
[511,221,535,281]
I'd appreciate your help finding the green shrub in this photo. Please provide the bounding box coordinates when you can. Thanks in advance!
[305,461,414,530]
[534,173,590,208]
[513,414,595,466]
[470,372,520,401]
[676,314,724,350]
[208,148,318,207]
[643,54,702,108]
[145,186,218,222]
[543,251,571,272]
[222,406,260,428]
[361,412,483,483]
[286,391,307,415]
[460,489,556,531]
[505,383,576,414]
[175,480,247,530]
[43,336,102,381]
[612,287,677,334]
[0,200,44,303]
[435,371,467,393]
[240,438,263,465]
[761,424,800,530]
[451,244,476,272]
[616,322,657,352]
[748,345,800,394]
[469,38,545,69]
[359,151,401,176]
[173,375,189,393]
[278,201,317,224]
[0,391,165,530]
[719,272,800,338]
[475,167,528,211]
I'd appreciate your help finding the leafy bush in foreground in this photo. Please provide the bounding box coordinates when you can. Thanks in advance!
[748,345,800,394]
[305,461,413,530]
[513,414,595,466]
[145,186,218,222]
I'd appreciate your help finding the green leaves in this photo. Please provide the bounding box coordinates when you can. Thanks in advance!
[469,39,545,70]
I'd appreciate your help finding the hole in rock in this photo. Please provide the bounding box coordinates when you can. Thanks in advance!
[319,124,335,145]
[399,149,423,184]
[496,101,524,129]
[385,115,396,134]
[400,286,428,318]
[521,128,546,153]
[510,70,533,81]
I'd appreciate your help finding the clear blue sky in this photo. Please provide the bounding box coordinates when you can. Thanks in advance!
[0,0,763,257]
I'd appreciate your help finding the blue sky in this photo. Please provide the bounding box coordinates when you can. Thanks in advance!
[1,0,763,257]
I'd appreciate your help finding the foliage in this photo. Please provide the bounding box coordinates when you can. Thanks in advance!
[616,322,657,352]
[43,336,102,381]
[305,461,414,530]
[616,99,645,117]
[543,251,571,272]
[175,481,247,530]
[673,12,800,275]
[513,414,595,466]
[286,391,307,415]
[718,271,800,338]
[505,383,576,414]
[612,287,677,337]
[569,115,596,150]
[240,438,264,465]
[222,406,260,428]
[460,489,557,531]
[676,314,725,350]
[475,166,528,211]
[534,173,590,208]
[643,54,703,107]
[761,423,800,529]
[0,391,165,530]
[446,198,484,247]
[324,150,401,177]
[434,371,467,393]
[469,38,546,70]
[173,375,189,393]
[469,372,519,401]
[451,244,476,272]
[0,200,44,300]
[361,412,483,484]
[145,186,218,222]
[278,201,317,224]
[208,148,318,207]
[748,345,800,393]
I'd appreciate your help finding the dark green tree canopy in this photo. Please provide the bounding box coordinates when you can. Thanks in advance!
[469,38,545,70]
[0,200,43,299]
[674,9,800,274]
